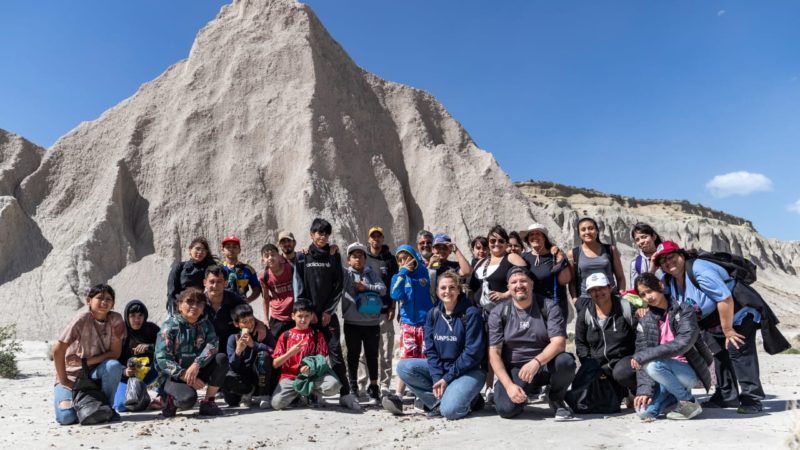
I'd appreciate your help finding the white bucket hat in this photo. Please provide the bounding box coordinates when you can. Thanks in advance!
[519,223,549,243]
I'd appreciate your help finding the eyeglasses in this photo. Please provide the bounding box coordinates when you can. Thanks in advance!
[489,238,506,245]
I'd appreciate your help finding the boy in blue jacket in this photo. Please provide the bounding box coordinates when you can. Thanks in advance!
[385,245,435,403]
[223,304,276,409]
[384,270,486,419]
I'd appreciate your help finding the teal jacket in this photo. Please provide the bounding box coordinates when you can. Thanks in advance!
[292,355,337,396]
[154,314,218,385]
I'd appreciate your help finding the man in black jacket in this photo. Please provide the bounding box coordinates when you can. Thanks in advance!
[294,218,360,411]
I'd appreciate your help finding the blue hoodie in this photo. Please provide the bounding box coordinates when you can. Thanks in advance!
[424,294,486,384]
[390,245,435,326]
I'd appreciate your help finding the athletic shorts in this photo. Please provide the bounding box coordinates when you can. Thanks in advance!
[399,323,426,359]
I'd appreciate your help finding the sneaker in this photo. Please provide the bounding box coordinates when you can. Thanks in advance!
[414,397,426,412]
[367,385,382,404]
[666,400,702,420]
[339,393,362,411]
[426,405,441,419]
[484,388,494,406]
[199,398,224,416]
[257,395,272,409]
[702,394,737,409]
[402,390,416,402]
[736,404,763,414]
[624,393,635,409]
[161,394,177,418]
[241,392,253,407]
[550,400,574,421]
[381,394,404,415]
[309,393,323,408]
[470,393,485,412]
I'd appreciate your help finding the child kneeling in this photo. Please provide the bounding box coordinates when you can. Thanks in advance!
[271,300,341,410]
[155,288,229,417]
[224,304,277,408]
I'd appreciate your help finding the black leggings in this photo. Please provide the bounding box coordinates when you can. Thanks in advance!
[344,323,380,387]
[164,353,229,409]
[315,314,350,396]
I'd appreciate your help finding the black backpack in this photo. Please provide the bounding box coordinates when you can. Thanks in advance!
[686,251,757,286]
[72,359,115,425]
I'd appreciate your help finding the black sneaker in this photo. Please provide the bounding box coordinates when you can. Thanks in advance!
[161,394,176,418]
[426,405,441,419]
[367,385,381,404]
[470,393,485,412]
[550,400,574,421]
[199,398,224,416]
[381,394,404,415]
[737,404,763,414]
[702,395,738,409]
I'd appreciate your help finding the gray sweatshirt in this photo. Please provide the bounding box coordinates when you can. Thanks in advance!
[341,265,387,326]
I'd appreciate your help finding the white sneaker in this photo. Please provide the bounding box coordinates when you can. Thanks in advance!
[256,395,272,409]
[241,393,253,407]
[485,388,494,406]
[339,393,363,411]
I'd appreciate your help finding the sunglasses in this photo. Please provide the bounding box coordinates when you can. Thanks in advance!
[182,299,205,307]
[489,238,507,245]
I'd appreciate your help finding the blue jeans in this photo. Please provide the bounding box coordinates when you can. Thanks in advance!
[644,358,698,416]
[396,358,486,420]
[53,359,124,425]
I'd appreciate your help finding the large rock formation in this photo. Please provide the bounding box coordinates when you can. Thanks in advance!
[517,181,800,328]
[0,0,555,338]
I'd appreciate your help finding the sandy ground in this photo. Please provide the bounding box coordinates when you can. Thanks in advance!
[1,341,798,450]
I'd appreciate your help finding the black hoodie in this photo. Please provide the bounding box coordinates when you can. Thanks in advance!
[574,295,636,371]
[119,300,160,364]
[365,244,399,314]
[294,243,344,318]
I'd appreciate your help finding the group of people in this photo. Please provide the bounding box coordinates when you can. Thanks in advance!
[52,217,777,425]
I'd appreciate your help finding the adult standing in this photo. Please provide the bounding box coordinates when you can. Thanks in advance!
[360,226,399,395]
[488,267,576,420]
[567,217,626,312]
[520,223,571,319]
[166,237,216,315]
[416,230,434,268]
[629,223,663,286]
[277,231,299,266]
[654,241,764,413]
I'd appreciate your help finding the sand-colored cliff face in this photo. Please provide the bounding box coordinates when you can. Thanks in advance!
[518,181,800,329]
[0,0,555,338]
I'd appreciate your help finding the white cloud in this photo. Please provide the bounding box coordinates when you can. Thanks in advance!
[717,9,726,16]
[789,200,800,214]
[705,171,774,198]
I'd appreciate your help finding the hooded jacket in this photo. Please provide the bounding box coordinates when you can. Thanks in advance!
[120,300,160,364]
[574,295,637,370]
[365,244,399,313]
[390,245,435,326]
[634,298,714,397]
[166,258,215,313]
[154,314,218,384]
[341,265,387,326]
[424,294,486,384]
[294,243,344,318]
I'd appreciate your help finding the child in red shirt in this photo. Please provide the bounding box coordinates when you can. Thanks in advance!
[271,300,341,410]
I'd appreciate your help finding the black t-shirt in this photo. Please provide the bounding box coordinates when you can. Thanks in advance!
[522,253,567,302]
[203,290,245,352]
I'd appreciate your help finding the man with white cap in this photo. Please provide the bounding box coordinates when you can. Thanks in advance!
[570,272,638,412]
[277,231,298,265]
[520,223,571,319]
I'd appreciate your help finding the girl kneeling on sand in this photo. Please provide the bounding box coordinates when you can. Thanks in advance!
[53,284,127,425]
[155,288,229,417]
[631,273,712,421]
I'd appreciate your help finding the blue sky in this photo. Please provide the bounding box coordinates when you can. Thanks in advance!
[1,1,798,240]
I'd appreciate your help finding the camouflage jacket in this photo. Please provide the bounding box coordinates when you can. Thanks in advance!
[155,314,218,383]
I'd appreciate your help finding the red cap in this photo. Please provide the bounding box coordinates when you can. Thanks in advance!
[653,240,681,264]
[221,235,241,246]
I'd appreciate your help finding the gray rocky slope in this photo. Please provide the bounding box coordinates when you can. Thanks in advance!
[0,0,555,338]
[518,181,800,329]
[0,0,797,338]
